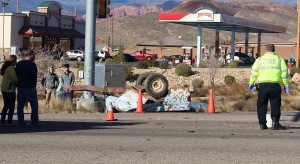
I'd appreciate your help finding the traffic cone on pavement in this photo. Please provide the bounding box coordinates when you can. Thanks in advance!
[105,102,118,121]
[136,89,144,113]
[207,89,215,113]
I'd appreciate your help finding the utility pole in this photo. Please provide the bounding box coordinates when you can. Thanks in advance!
[297,0,300,67]
[2,0,9,61]
[83,0,96,98]
[111,14,113,50]
[16,0,19,13]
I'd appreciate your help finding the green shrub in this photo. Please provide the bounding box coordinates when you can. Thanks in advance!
[146,60,159,67]
[289,67,300,77]
[224,75,236,85]
[228,61,239,68]
[192,78,204,88]
[126,65,133,81]
[73,62,84,70]
[175,63,193,77]
[105,58,114,64]
[137,59,149,69]
[198,61,207,68]
[159,63,169,69]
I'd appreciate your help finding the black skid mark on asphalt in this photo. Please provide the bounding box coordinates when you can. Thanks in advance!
[147,138,151,141]
[188,131,195,133]
[230,134,235,136]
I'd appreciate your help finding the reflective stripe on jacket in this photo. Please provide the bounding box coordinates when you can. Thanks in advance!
[249,52,289,86]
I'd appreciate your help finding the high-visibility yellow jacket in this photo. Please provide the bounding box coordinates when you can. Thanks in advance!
[249,52,289,86]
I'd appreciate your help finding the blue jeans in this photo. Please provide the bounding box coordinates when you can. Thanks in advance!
[17,87,39,125]
[64,92,74,101]
[1,92,16,124]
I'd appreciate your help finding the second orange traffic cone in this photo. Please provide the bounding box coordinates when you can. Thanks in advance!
[136,89,144,113]
[105,102,118,121]
[207,89,215,113]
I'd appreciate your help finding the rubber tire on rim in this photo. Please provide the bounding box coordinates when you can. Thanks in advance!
[77,57,83,61]
[146,57,151,60]
[144,74,169,99]
[136,72,155,86]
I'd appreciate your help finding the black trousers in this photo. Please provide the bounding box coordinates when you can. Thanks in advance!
[257,83,281,125]
[1,91,16,124]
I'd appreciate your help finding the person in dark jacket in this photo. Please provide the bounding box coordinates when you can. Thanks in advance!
[15,49,39,126]
[0,55,18,127]
[41,66,59,105]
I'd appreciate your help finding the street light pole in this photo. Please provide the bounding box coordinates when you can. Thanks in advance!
[2,0,9,61]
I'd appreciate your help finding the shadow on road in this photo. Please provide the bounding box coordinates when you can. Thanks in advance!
[0,120,145,134]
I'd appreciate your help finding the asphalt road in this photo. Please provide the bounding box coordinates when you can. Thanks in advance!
[1,112,300,163]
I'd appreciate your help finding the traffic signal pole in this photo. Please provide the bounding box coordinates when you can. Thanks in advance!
[83,0,96,98]
[297,0,300,68]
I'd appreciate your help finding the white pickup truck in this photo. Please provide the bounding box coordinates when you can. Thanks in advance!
[97,51,110,61]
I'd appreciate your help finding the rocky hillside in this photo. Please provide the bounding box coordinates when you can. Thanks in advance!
[96,0,297,48]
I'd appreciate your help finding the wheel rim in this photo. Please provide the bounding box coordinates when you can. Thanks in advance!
[151,79,164,92]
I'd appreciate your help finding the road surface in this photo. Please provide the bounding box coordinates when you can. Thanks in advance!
[0,112,299,163]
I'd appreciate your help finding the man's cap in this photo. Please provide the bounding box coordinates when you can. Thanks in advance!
[23,49,35,56]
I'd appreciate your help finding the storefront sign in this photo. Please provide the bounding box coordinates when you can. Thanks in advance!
[195,8,214,21]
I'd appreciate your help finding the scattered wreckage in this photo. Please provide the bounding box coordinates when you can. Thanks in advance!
[66,63,206,112]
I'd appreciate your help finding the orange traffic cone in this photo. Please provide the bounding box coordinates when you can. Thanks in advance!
[105,102,118,121]
[136,89,144,113]
[207,89,215,113]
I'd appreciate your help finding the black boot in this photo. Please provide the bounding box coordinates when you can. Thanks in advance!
[260,124,268,130]
[272,117,286,130]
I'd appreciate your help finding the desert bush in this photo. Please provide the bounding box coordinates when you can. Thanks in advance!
[105,58,114,64]
[232,100,244,111]
[228,61,239,68]
[192,78,204,88]
[137,59,149,69]
[145,60,159,67]
[175,63,193,77]
[224,75,236,85]
[73,62,84,70]
[159,63,169,69]
[126,65,133,81]
[289,67,300,77]
[198,61,207,68]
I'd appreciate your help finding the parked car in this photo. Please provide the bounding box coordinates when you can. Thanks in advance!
[65,50,84,61]
[161,55,183,65]
[124,53,138,62]
[226,52,255,65]
[130,50,158,60]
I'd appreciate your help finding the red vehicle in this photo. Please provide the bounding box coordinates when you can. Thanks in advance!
[130,50,158,60]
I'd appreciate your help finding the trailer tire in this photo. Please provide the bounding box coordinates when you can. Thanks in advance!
[144,74,168,99]
[136,72,155,86]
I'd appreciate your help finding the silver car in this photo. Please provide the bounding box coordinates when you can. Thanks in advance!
[65,50,84,61]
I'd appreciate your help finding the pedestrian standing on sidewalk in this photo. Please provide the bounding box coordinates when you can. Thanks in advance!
[15,49,39,126]
[248,44,289,130]
[61,64,75,102]
[0,55,18,127]
[41,66,59,105]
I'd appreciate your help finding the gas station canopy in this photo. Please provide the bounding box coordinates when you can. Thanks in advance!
[159,8,286,33]
[158,8,287,66]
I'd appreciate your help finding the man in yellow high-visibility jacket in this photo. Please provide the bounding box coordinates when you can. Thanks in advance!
[249,44,289,130]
